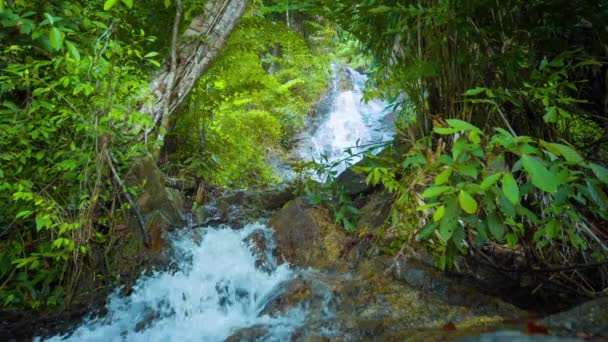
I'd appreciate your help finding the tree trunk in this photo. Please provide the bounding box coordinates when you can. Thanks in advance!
[141,0,248,141]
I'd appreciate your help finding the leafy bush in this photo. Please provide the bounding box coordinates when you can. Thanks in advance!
[360,119,608,273]
[0,1,154,308]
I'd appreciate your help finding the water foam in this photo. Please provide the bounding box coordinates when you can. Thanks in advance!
[299,66,394,176]
[44,223,304,342]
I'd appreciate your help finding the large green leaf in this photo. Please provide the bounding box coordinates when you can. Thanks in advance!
[49,27,64,51]
[521,155,559,193]
[501,173,520,204]
[446,119,482,133]
[65,40,80,61]
[433,205,445,222]
[458,190,478,214]
[542,142,583,163]
[487,211,505,241]
[121,0,133,8]
[480,172,502,190]
[421,186,452,199]
[104,0,119,10]
[590,163,608,184]
[435,167,452,185]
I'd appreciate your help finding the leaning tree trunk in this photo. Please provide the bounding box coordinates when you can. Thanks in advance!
[140,0,248,143]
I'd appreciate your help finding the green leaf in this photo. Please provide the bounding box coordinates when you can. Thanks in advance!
[590,163,608,184]
[421,186,452,199]
[545,220,562,239]
[433,127,458,135]
[458,190,478,214]
[65,40,80,60]
[417,223,437,240]
[446,119,481,133]
[433,205,445,222]
[521,155,559,193]
[456,163,479,179]
[481,173,502,190]
[506,233,518,248]
[16,210,33,219]
[121,0,133,8]
[165,0,172,8]
[487,211,505,241]
[104,0,119,10]
[144,51,160,58]
[469,130,481,144]
[501,173,520,204]
[435,167,452,185]
[463,87,487,96]
[542,142,583,163]
[49,27,64,51]
[543,106,558,123]
[44,13,54,25]
[440,216,457,241]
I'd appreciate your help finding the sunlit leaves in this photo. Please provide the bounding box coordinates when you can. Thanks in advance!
[458,190,478,214]
[65,40,80,60]
[501,173,519,204]
[521,155,559,193]
[49,27,64,50]
[104,0,119,10]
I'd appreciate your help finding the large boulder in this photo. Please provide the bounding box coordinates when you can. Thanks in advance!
[126,157,184,228]
[540,297,608,338]
[269,197,350,271]
[263,188,529,341]
[193,184,295,227]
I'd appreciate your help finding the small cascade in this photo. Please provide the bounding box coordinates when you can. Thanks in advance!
[297,65,394,177]
[43,224,305,342]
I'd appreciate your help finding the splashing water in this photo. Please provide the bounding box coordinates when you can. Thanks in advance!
[43,224,305,342]
[297,66,395,176]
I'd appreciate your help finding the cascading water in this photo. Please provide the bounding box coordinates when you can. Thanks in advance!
[297,65,395,176]
[42,224,305,342]
[43,65,395,341]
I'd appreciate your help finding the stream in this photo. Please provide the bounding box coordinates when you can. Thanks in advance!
[42,67,396,341]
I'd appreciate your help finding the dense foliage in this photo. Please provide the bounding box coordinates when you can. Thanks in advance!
[169,9,332,188]
[297,0,608,298]
[2,0,608,310]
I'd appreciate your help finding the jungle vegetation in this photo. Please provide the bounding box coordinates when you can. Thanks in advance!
[1,0,607,309]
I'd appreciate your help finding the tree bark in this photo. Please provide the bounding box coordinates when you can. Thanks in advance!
[141,0,248,142]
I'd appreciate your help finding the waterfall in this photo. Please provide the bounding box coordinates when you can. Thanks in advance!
[42,224,305,342]
[43,65,395,341]
[297,65,394,177]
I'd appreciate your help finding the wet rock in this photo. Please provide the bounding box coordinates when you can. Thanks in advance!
[335,166,370,197]
[269,197,350,270]
[243,229,276,272]
[256,268,512,341]
[193,184,295,227]
[540,297,608,337]
[126,157,185,228]
[225,325,268,342]
[458,331,579,342]
[389,256,524,318]
[356,190,392,232]
[334,147,397,197]
[165,177,197,192]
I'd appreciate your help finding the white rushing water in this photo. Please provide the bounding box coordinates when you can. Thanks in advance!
[297,65,395,176]
[45,65,395,342]
[44,224,305,342]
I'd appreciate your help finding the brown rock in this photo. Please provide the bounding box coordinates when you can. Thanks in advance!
[269,197,349,270]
